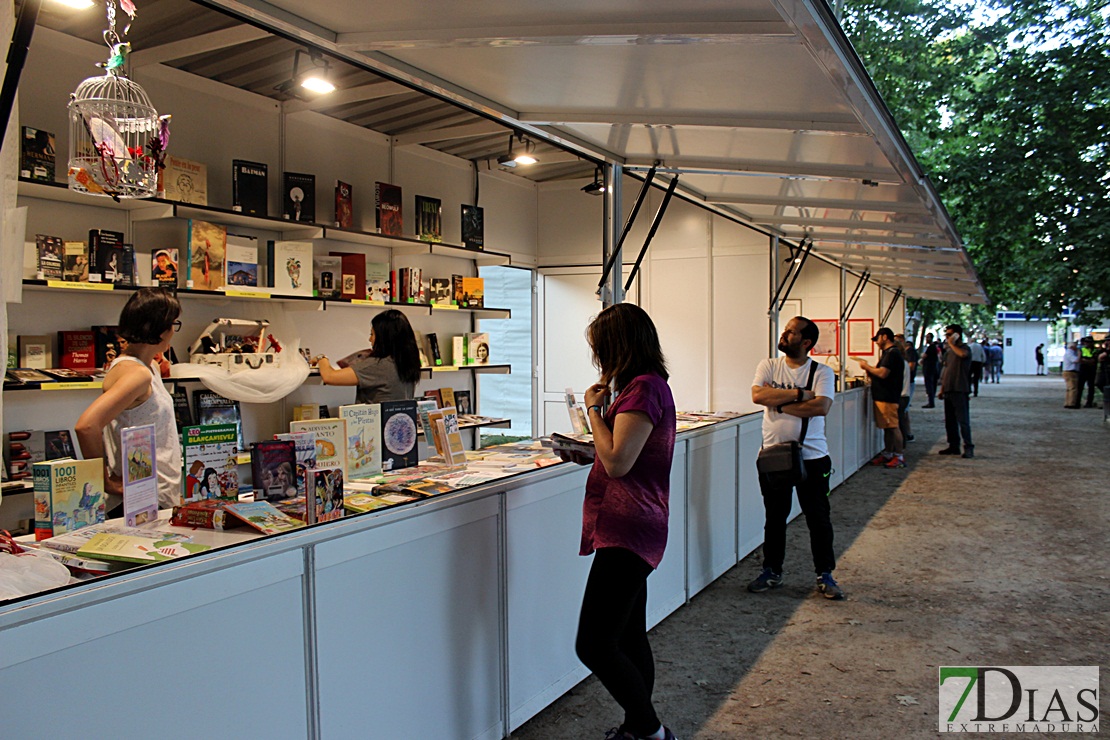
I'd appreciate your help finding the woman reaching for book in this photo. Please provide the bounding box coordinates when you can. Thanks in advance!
[555,303,678,740]
[315,309,420,403]
[75,288,184,513]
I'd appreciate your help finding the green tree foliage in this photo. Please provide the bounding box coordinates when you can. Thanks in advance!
[840,0,1110,326]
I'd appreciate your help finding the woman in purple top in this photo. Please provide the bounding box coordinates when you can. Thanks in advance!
[561,303,677,740]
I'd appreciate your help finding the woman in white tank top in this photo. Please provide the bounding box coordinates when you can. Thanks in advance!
[76,289,183,511]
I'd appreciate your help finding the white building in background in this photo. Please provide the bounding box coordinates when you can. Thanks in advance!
[996,312,1055,375]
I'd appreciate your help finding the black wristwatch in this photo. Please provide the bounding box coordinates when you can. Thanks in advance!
[588,405,602,415]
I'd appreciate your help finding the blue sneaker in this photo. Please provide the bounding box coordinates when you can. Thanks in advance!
[747,567,784,592]
[816,572,845,600]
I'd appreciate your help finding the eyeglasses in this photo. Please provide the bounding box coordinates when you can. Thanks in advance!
[173,320,182,332]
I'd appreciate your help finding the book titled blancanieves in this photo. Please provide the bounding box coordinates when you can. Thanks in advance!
[415,195,442,243]
[182,423,240,503]
[225,234,259,287]
[187,219,227,290]
[379,400,419,471]
[375,182,402,236]
[161,154,208,204]
[33,458,106,540]
[232,159,268,216]
[290,418,348,475]
[338,403,382,479]
[269,240,314,297]
[76,533,211,564]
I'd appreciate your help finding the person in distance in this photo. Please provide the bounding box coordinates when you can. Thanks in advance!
[315,309,420,403]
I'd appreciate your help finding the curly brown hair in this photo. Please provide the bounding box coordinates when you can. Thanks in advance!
[587,303,668,392]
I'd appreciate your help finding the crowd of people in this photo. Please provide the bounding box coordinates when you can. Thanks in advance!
[1063,335,1110,410]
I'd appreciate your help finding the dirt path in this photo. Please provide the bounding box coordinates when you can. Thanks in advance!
[512,376,1108,738]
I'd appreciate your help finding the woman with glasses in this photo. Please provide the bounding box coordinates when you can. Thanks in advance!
[315,309,421,403]
[76,288,183,512]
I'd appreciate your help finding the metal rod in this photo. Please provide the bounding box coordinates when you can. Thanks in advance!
[0,0,42,148]
[597,165,656,292]
[880,287,904,326]
[775,237,813,312]
[623,174,678,291]
[842,271,870,322]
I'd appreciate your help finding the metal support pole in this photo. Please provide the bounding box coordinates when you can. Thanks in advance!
[769,235,780,357]
[841,271,870,323]
[623,174,678,292]
[0,0,41,148]
[598,163,649,304]
[880,287,904,326]
[839,264,847,391]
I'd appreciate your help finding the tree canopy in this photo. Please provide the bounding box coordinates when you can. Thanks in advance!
[840,0,1110,331]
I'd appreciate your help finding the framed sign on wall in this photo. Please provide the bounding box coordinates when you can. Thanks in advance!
[847,318,876,356]
[811,319,839,356]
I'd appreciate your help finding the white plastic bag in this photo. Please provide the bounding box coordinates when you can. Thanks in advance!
[0,550,72,600]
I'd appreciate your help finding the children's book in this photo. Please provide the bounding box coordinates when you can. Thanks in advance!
[467,332,490,364]
[76,533,211,564]
[282,171,316,223]
[374,181,402,236]
[33,458,106,540]
[161,154,208,204]
[232,159,268,216]
[269,240,314,297]
[187,219,227,290]
[20,126,55,182]
[415,399,438,439]
[338,403,382,479]
[170,499,243,530]
[182,423,240,503]
[35,234,63,280]
[379,400,419,471]
[334,180,353,229]
[274,431,317,499]
[290,418,348,475]
[330,251,366,300]
[121,423,158,527]
[343,492,394,514]
[41,522,191,553]
[192,390,245,450]
[313,467,345,523]
[62,240,89,282]
[461,204,484,250]
[225,234,259,287]
[225,500,306,534]
[250,439,298,502]
[366,261,390,302]
[313,255,342,298]
[461,277,485,308]
[57,330,96,373]
[415,195,442,242]
[152,248,179,288]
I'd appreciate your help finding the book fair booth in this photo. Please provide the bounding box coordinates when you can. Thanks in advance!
[0,1,987,737]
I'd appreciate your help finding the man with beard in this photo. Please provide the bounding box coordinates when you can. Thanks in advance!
[748,316,843,600]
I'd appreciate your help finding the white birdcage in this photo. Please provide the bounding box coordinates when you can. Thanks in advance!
[67,72,159,199]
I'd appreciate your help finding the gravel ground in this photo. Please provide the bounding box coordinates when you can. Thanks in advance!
[512,375,1108,739]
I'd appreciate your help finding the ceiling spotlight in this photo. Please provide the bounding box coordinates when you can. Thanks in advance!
[51,0,96,8]
[275,49,336,99]
[497,134,537,168]
[581,167,607,195]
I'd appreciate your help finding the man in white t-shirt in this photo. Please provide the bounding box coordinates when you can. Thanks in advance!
[748,316,843,600]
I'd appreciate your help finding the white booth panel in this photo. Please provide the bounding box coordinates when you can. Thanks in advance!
[685,426,739,596]
[313,498,503,740]
[842,389,861,473]
[646,255,711,412]
[826,396,846,489]
[647,442,688,629]
[711,252,770,414]
[506,467,592,730]
[0,551,308,738]
[736,417,766,561]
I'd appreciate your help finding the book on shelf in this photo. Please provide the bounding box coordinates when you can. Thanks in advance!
[5,429,46,481]
[415,399,438,438]
[225,234,259,287]
[452,335,466,366]
[379,400,419,471]
[35,234,63,280]
[96,241,135,286]
[170,499,243,530]
[374,181,402,236]
[366,261,390,302]
[20,126,55,182]
[429,278,451,305]
[33,457,106,540]
[273,430,317,499]
[426,332,442,366]
[152,248,179,288]
[224,500,306,534]
[182,423,240,503]
[62,240,89,282]
[415,195,442,243]
[338,403,383,479]
[232,159,268,216]
[187,219,228,290]
[250,439,298,502]
[76,533,211,564]
[40,368,94,382]
[6,368,52,386]
[57,330,96,373]
[343,492,394,514]
[86,229,123,280]
[461,204,484,250]
[282,171,316,222]
[160,154,208,204]
[467,332,490,364]
[44,429,77,460]
[192,390,245,450]
[330,252,366,300]
[120,423,158,527]
[453,390,472,416]
[91,325,121,370]
[171,387,193,430]
[289,418,348,475]
[423,388,443,407]
[268,240,314,297]
[334,180,353,228]
[461,276,485,308]
[452,274,465,305]
[312,467,345,523]
[438,386,456,410]
[41,522,192,553]
[311,254,340,299]
[17,334,52,369]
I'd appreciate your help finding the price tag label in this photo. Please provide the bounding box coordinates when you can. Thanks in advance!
[224,289,270,299]
[431,303,460,311]
[351,299,386,306]
[46,280,114,291]
[40,381,102,391]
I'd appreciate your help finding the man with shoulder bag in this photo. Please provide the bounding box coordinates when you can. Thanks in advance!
[749,316,843,600]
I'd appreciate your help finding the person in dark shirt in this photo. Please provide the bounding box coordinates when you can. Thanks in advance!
[920,332,941,407]
[1035,343,1045,375]
[855,327,906,468]
[938,324,973,458]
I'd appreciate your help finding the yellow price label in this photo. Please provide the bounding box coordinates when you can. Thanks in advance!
[351,299,386,306]
[224,290,270,299]
[41,381,102,390]
[46,280,114,291]
[431,303,459,311]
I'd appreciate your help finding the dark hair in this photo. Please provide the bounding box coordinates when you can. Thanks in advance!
[587,303,668,392]
[370,309,421,383]
[794,316,819,352]
[118,288,181,345]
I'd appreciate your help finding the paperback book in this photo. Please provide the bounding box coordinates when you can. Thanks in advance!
[312,467,345,523]
[429,278,451,305]
[461,277,485,308]
[33,458,106,540]
[76,533,211,564]
[87,229,123,279]
[250,439,298,502]
[330,252,366,300]
[232,159,268,216]
[415,195,442,242]
[467,332,490,364]
[269,240,314,297]
[274,431,317,499]
[416,399,438,438]
[461,204,484,250]
[334,180,353,229]
[343,492,394,514]
[374,181,402,236]
[182,423,240,503]
[187,219,228,290]
[152,248,179,288]
[313,255,342,298]
[161,154,208,204]
[96,241,135,286]
[170,499,242,530]
[44,430,77,460]
[120,423,158,526]
[193,390,245,450]
[366,262,390,302]
[63,241,89,282]
[35,234,63,280]
[57,331,96,373]
[453,390,472,416]
[225,234,259,287]
[224,501,306,534]
[20,126,55,182]
[379,400,419,471]
[283,171,316,222]
[17,335,51,369]
[338,403,382,479]
[290,418,348,475]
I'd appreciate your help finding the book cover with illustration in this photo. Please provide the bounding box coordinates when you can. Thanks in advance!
[86,229,123,278]
[453,390,472,416]
[334,180,353,229]
[96,241,135,286]
[429,278,451,305]
[76,533,211,564]
[17,334,51,369]
[21,126,55,182]
[182,423,240,503]
[35,234,63,280]
[91,325,121,370]
[232,159,268,216]
[62,240,89,282]
[225,500,306,535]
[343,492,394,514]
[415,195,442,243]
[274,430,317,499]
[379,400,419,471]
[338,403,382,479]
[41,522,192,553]
[161,154,207,204]
[250,439,298,502]
[290,418,347,476]
[366,261,390,302]
[121,423,158,526]
[192,390,245,450]
[461,277,485,308]
[416,399,438,438]
[283,171,316,222]
[152,248,179,288]
[374,181,402,236]
[57,330,96,373]
[33,458,106,540]
[225,234,259,287]
[187,219,227,290]
[312,467,345,523]
[269,240,314,296]
[330,252,366,300]
[467,332,490,364]
[461,204,484,250]
[313,255,342,298]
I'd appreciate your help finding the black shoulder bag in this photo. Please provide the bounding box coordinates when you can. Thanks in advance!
[755,361,819,486]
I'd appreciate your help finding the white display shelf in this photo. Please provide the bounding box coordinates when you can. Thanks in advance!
[321,227,511,267]
[17,178,163,212]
